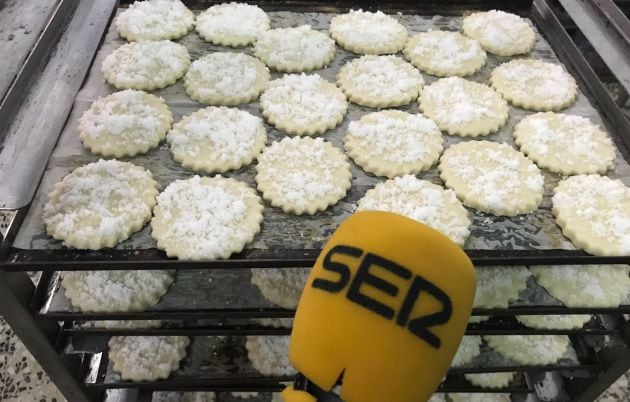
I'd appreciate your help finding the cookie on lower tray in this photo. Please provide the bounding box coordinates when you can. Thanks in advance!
[448,393,511,402]
[102,40,190,91]
[418,77,508,137]
[464,372,516,389]
[529,265,630,307]
[552,175,630,256]
[79,89,173,157]
[43,160,158,250]
[484,335,570,365]
[438,141,544,216]
[245,336,296,376]
[462,10,535,56]
[255,137,352,215]
[184,53,270,106]
[344,110,443,178]
[473,266,530,309]
[251,268,310,309]
[115,0,194,41]
[356,176,471,246]
[196,2,270,47]
[452,336,482,367]
[514,113,616,175]
[490,59,577,111]
[403,31,486,77]
[108,336,189,381]
[337,55,424,108]
[167,107,267,173]
[152,392,215,402]
[62,270,173,313]
[151,176,263,260]
[254,25,336,72]
[330,10,408,55]
[516,315,592,330]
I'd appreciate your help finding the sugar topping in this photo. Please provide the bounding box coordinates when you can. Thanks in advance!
[449,393,510,402]
[254,25,335,70]
[251,268,310,309]
[196,2,270,45]
[330,9,407,53]
[516,314,592,330]
[115,0,194,41]
[151,176,262,260]
[452,336,481,367]
[462,10,535,56]
[245,336,296,376]
[464,372,515,389]
[473,266,530,308]
[484,335,569,365]
[152,391,216,402]
[552,175,630,255]
[357,176,471,245]
[405,30,486,75]
[109,336,189,381]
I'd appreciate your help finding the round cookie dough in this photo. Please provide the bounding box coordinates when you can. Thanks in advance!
[552,175,630,256]
[337,55,423,108]
[115,0,194,41]
[43,160,158,250]
[79,89,173,157]
[251,268,310,309]
[184,53,270,105]
[514,113,616,175]
[484,335,569,365]
[516,315,592,330]
[255,137,352,215]
[196,3,270,47]
[102,40,190,91]
[330,10,408,55]
[259,74,348,136]
[462,10,536,56]
[464,372,515,389]
[151,176,263,260]
[245,336,296,376]
[452,336,482,367]
[344,110,443,178]
[254,25,335,72]
[490,59,578,111]
[403,30,486,77]
[419,77,508,137]
[356,176,471,246]
[62,270,173,313]
[438,141,544,216]
[530,265,630,307]
[108,336,189,381]
[167,107,267,173]
[473,266,530,309]
[449,393,510,402]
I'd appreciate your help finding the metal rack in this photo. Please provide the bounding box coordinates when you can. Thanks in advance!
[1,0,630,401]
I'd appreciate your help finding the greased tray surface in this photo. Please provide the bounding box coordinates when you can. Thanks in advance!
[13,10,630,252]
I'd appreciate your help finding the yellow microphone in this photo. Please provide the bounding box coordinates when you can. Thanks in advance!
[282,211,476,402]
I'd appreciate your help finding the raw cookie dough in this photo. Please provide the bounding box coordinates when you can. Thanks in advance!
[337,55,423,108]
[344,110,443,178]
[514,112,615,175]
[403,31,486,77]
[552,175,630,256]
[255,137,352,215]
[43,160,158,250]
[79,89,173,157]
[254,25,335,72]
[62,270,173,312]
[356,176,471,246]
[418,77,508,137]
[115,0,194,41]
[484,335,570,365]
[102,40,190,90]
[449,393,511,402]
[462,10,535,56]
[452,336,482,367]
[151,176,263,260]
[251,268,310,309]
[464,372,515,389]
[108,336,189,381]
[260,74,348,136]
[490,59,578,111]
[330,10,408,55]
[167,106,267,173]
[473,266,530,309]
[516,315,592,330]
[184,53,270,105]
[438,141,544,216]
[196,3,270,47]
[529,265,630,307]
[245,336,296,376]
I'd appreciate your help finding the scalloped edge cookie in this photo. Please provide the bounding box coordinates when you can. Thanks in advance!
[251,268,310,309]
[115,0,194,41]
[464,372,516,389]
[473,266,530,309]
[484,335,570,365]
[196,3,270,47]
[452,336,482,367]
[245,336,296,376]
[462,10,536,56]
[516,314,592,330]
[330,10,408,55]
[108,336,189,381]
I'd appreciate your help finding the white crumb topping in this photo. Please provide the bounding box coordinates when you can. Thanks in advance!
[339,55,423,98]
[245,336,296,376]
[449,393,510,402]
[108,336,189,381]
[516,314,592,330]
[552,175,630,255]
[473,266,530,309]
[484,335,569,365]
[357,176,471,245]
[254,25,335,70]
[152,391,216,402]
[462,10,535,56]
[464,372,515,389]
[251,268,310,309]
[452,336,482,367]
[406,30,485,74]
[196,2,269,45]
[260,74,347,127]
[330,9,407,52]
[230,393,257,399]
[115,0,194,41]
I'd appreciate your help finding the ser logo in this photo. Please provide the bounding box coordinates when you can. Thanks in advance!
[312,245,452,349]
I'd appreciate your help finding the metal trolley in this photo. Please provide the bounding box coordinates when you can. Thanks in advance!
[1,1,630,401]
